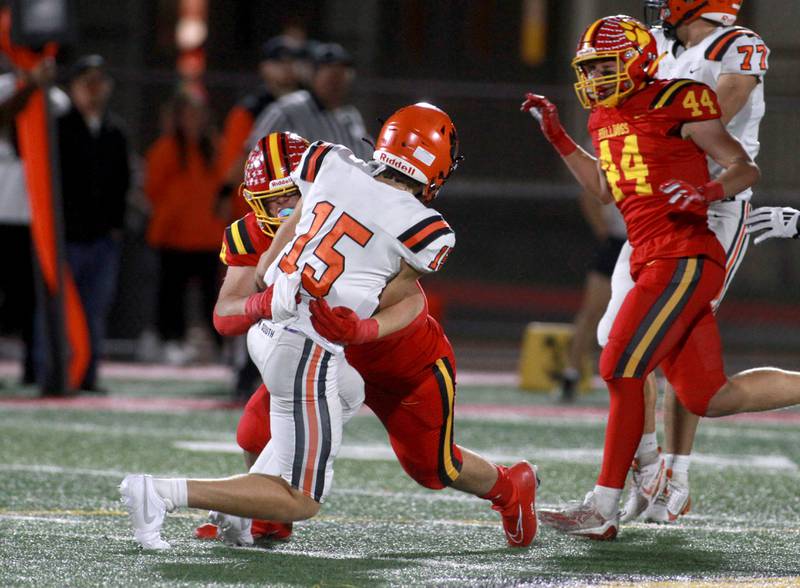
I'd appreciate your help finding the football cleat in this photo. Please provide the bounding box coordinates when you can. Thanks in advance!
[492,461,539,548]
[539,491,619,540]
[195,518,293,542]
[619,453,667,523]
[119,474,171,550]
[645,471,691,523]
[252,519,293,541]
[194,522,219,540]
[208,511,254,546]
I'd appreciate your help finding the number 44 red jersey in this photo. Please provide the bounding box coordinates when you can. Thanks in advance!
[589,78,727,276]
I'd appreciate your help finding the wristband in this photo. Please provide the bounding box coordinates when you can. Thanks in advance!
[356,318,380,344]
[700,181,725,203]
[551,131,578,158]
[244,289,272,322]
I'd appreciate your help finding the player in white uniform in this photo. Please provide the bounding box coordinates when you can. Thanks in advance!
[596,0,770,524]
[118,103,539,550]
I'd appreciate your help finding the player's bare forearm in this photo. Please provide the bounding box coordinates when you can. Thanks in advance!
[684,118,760,197]
[562,148,613,204]
[215,266,257,317]
[716,74,758,126]
[374,291,425,339]
[255,197,303,289]
[374,262,425,338]
[579,191,610,240]
[714,157,760,199]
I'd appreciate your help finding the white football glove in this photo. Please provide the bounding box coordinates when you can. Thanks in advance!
[745,206,800,245]
[270,270,301,324]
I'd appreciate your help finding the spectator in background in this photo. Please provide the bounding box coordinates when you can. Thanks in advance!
[248,42,372,160]
[57,55,131,392]
[559,197,626,402]
[0,57,64,386]
[216,35,308,222]
[144,90,224,365]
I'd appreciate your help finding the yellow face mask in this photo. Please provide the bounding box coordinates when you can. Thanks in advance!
[240,182,300,237]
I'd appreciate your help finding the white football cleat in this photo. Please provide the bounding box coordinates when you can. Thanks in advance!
[119,474,171,550]
[208,511,254,546]
[645,473,691,523]
[619,454,666,523]
[538,491,619,540]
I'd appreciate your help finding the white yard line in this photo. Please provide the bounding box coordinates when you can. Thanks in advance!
[173,441,798,473]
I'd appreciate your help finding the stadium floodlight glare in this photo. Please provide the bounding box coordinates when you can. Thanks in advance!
[10,0,75,49]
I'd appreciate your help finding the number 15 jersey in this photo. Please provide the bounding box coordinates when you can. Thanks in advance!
[264,142,455,351]
[588,79,727,276]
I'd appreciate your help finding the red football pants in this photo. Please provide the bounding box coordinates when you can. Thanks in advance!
[597,257,728,489]
[236,355,463,490]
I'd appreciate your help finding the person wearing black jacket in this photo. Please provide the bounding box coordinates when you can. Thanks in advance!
[56,55,130,391]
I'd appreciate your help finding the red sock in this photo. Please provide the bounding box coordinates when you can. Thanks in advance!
[597,377,645,489]
[481,465,514,507]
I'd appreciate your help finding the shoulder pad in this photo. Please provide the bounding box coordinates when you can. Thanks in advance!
[397,213,453,254]
[649,79,709,110]
[224,216,258,256]
[297,141,339,183]
[704,26,762,62]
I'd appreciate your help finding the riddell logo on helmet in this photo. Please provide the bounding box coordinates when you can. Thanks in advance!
[269,177,294,190]
[378,152,415,175]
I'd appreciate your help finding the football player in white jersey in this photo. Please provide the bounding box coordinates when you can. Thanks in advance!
[119,104,539,550]
[598,0,770,524]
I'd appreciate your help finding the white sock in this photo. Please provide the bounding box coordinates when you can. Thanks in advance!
[153,477,188,509]
[636,432,659,463]
[670,455,691,484]
[593,485,622,519]
[663,453,675,471]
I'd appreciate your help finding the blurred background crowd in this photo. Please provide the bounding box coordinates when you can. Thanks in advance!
[1,0,799,398]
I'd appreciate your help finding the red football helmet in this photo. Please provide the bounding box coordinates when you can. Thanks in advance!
[241,132,309,235]
[572,15,661,109]
[644,1,741,37]
[373,102,460,203]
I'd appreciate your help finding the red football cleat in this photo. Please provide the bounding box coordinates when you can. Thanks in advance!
[493,461,539,547]
[194,519,292,542]
[194,522,219,540]
[251,519,293,541]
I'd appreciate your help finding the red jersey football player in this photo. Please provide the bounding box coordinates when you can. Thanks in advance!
[522,15,800,540]
[197,129,539,548]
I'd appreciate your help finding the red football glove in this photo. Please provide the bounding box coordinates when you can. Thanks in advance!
[659,179,725,211]
[520,93,578,157]
[244,285,274,322]
[309,298,379,345]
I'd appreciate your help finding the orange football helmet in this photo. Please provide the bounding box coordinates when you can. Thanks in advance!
[241,132,309,235]
[572,15,661,109]
[644,1,741,37]
[373,102,460,203]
